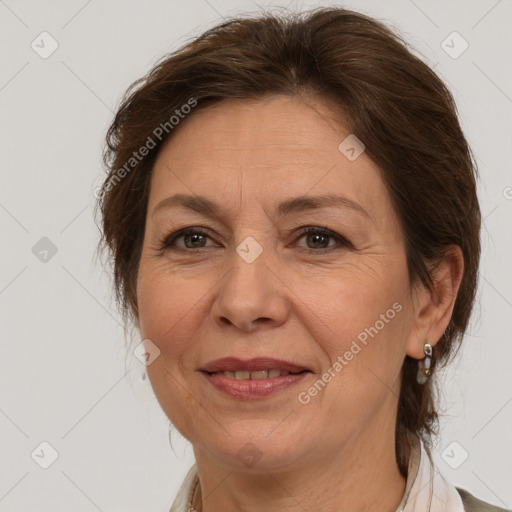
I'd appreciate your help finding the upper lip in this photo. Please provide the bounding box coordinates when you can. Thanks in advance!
[199,357,310,374]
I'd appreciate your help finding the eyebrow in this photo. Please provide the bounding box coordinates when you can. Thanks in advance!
[152,193,371,220]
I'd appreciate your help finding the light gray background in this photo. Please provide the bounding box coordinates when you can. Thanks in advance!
[1,0,511,510]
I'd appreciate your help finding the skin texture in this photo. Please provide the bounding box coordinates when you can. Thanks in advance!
[136,95,463,512]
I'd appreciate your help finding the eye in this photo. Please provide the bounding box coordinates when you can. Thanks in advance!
[160,226,352,254]
[161,227,217,251]
[293,226,353,253]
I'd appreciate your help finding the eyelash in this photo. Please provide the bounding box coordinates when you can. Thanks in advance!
[160,226,353,255]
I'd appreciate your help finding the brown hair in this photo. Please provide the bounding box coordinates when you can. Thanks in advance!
[95,7,481,475]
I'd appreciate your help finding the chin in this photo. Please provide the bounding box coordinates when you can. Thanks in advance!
[190,423,309,472]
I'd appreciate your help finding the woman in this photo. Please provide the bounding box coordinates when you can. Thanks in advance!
[95,7,509,512]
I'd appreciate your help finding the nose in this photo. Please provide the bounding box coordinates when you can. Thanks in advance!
[210,243,290,333]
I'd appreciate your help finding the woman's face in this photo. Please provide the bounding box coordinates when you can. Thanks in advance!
[137,95,419,471]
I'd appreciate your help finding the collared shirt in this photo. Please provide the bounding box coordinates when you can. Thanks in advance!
[169,434,510,512]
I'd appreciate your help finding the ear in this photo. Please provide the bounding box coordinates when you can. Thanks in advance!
[405,245,464,359]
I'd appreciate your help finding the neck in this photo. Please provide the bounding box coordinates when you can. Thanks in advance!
[192,419,407,512]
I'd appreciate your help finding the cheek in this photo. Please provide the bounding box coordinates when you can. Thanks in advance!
[301,260,411,397]
[305,284,409,421]
[137,266,209,436]
[310,264,407,342]
[137,264,207,357]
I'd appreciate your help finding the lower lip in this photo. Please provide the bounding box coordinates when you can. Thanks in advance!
[201,371,310,399]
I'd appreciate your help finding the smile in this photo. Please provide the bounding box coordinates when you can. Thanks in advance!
[210,369,300,379]
[201,370,310,399]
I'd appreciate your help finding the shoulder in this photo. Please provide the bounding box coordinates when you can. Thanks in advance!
[456,487,512,512]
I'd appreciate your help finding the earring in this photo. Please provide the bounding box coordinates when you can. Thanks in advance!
[416,342,434,384]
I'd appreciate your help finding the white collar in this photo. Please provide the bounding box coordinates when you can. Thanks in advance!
[170,434,465,512]
[396,433,465,512]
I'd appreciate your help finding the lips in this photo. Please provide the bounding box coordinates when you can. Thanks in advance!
[199,357,310,374]
[198,357,312,399]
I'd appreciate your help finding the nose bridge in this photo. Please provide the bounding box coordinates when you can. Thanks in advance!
[212,232,289,332]
[226,233,272,309]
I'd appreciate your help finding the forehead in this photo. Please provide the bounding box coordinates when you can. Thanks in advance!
[158,95,352,163]
[149,95,396,228]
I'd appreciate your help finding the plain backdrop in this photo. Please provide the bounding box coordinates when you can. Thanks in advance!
[1,0,511,511]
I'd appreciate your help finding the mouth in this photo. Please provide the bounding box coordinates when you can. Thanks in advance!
[199,356,311,374]
[198,357,312,399]
[207,369,308,379]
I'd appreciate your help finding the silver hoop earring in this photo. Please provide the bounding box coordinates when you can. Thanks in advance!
[416,342,434,384]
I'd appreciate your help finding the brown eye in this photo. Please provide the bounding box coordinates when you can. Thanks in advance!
[182,232,207,248]
[162,228,215,250]
[305,232,331,249]
[295,226,352,253]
